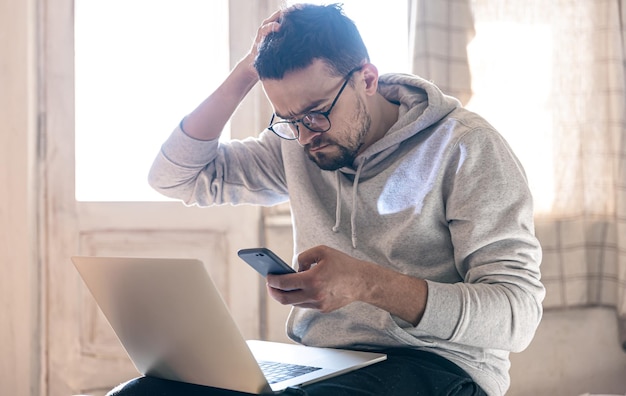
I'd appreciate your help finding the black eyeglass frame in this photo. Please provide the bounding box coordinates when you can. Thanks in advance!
[267,66,363,140]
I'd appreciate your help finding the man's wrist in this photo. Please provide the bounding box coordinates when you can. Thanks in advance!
[358,263,428,326]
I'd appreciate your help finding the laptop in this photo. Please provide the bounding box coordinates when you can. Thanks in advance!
[71,256,386,394]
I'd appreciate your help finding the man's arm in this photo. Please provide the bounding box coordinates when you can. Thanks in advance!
[147,10,291,206]
[266,245,429,326]
[179,10,281,141]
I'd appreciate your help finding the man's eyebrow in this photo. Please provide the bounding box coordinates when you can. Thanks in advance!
[275,99,327,120]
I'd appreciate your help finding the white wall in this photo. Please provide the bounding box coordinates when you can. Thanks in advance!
[0,0,41,395]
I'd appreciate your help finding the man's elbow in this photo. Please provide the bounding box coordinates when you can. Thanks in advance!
[510,297,544,353]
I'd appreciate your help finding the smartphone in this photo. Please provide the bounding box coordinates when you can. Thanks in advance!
[237,247,296,277]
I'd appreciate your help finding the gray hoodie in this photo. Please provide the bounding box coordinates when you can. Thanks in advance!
[149,73,545,395]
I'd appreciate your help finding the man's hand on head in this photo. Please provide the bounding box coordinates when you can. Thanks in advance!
[246,9,282,70]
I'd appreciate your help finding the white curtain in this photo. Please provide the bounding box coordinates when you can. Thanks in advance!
[409,0,475,104]
[410,0,626,350]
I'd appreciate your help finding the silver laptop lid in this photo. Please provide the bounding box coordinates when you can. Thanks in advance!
[72,256,271,394]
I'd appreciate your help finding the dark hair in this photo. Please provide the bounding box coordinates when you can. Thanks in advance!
[254,3,370,80]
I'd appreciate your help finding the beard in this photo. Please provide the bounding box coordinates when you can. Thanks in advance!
[307,143,359,171]
[304,97,371,171]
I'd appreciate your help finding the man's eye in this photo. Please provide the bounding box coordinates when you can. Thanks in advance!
[305,112,326,121]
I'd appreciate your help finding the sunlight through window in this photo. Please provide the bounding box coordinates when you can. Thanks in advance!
[466,22,554,213]
[75,0,229,201]
[286,0,410,74]
[75,0,407,202]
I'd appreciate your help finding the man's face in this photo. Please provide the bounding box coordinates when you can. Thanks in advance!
[262,60,371,171]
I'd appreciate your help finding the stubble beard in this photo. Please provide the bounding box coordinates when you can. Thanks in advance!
[305,98,371,171]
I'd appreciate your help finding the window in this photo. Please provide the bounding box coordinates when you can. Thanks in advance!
[74,0,229,201]
[465,19,554,213]
[287,0,410,75]
[75,0,407,202]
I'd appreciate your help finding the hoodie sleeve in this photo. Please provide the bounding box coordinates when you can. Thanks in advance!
[411,125,545,353]
[148,124,290,206]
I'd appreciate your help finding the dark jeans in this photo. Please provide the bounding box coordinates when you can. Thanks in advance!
[107,348,487,396]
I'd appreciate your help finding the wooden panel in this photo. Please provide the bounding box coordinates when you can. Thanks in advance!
[263,206,296,343]
[0,0,40,395]
[77,230,229,358]
[69,229,230,391]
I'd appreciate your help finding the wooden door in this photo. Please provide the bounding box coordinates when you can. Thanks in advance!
[41,1,281,395]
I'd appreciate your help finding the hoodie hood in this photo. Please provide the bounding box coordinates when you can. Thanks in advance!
[343,73,461,179]
[332,73,461,247]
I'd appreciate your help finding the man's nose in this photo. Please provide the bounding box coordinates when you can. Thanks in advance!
[297,126,322,146]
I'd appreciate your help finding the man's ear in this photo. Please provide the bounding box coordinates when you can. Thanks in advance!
[361,63,379,96]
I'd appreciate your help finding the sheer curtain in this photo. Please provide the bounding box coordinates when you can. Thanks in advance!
[410,0,626,350]
[409,0,475,105]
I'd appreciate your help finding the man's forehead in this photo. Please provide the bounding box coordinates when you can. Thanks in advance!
[264,88,335,120]
[262,62,339,118]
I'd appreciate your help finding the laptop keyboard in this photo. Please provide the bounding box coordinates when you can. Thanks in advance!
[258,360,322,384]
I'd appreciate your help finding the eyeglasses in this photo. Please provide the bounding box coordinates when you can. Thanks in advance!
[267,66,362,140]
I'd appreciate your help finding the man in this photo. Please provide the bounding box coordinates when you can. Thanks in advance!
[111,3,544,395]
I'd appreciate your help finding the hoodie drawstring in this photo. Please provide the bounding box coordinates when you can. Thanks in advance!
[332,160,366,249]
[350,161,365,248]
[332,172,342,233]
